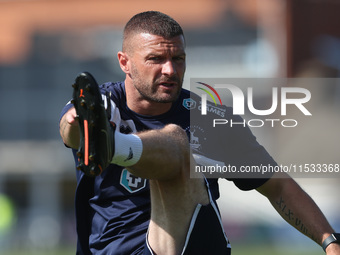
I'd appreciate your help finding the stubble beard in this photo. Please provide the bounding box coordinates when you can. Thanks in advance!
[131,66,183,104]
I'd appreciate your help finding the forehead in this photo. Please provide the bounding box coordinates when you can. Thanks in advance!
[132,33,186,54]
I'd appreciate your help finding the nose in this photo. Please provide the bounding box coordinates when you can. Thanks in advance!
[162,60,176,76]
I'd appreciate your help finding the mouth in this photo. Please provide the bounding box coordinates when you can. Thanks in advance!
[159,82,176,88]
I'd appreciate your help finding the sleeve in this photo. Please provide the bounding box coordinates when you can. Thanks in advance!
[190,102,276,191]
[224,113,276,190]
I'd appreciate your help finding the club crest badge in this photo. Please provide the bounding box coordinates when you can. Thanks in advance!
[120,169,147,193]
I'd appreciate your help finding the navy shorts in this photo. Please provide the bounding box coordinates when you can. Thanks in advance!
[143,202,231,255]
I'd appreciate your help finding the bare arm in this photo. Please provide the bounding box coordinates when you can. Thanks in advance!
[127,124,191,181]
[257,172,340,254]
[59,107,190,180]
[59,107,80,149]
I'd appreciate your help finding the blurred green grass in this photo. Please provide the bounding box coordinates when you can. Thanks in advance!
[0,247,74,255]
[233,245,322,255]
[0,246,323,255]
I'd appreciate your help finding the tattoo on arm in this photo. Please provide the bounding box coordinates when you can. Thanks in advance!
[275,196,317,243]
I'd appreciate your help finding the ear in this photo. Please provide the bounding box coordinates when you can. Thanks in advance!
[117,51,130,74]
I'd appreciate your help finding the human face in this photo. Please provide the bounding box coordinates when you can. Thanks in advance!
[126,33,186,105]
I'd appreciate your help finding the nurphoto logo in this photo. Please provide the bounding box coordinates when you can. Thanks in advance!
[194,79,312,128]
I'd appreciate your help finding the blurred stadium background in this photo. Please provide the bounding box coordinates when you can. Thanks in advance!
[0,0,339,254]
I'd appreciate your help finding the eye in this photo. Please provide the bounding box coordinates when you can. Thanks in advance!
[173,55,186,62]
[148,56,162,62]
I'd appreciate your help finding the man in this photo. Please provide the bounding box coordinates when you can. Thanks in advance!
[59,11,340,254]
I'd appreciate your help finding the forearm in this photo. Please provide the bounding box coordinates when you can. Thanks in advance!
[258,175,335,246]
[127,124,191,180]
[273,180,332,244]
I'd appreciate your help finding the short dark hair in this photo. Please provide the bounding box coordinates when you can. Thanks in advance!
[123,11,185,52]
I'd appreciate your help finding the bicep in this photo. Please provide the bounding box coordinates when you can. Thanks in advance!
[256,172,291,199]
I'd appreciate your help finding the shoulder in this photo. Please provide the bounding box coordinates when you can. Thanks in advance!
[99,81,125,95]
[98,81,126,105]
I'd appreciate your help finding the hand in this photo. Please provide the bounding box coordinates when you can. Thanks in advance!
[326,243,340,255]
[65,107,79,127]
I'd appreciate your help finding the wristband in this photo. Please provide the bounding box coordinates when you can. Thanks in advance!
[322,233,340,252]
